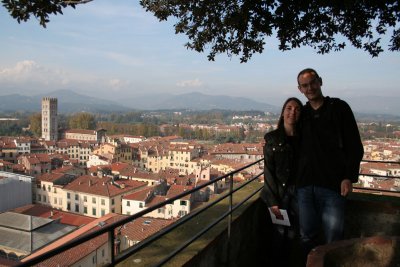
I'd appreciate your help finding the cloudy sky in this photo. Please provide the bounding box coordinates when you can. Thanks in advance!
[0,0,399,107]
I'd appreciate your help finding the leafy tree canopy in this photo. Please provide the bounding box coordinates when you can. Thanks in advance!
[29,113,42,137]
[68,112,96,130]
[2,0,399,62]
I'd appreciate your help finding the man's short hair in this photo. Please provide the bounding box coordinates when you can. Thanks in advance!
[297,68,320,84]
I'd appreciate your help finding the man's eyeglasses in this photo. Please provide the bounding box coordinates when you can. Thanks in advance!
[298,77,320,90]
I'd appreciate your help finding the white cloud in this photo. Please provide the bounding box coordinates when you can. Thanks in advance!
[176,78,203,87]
[0,60,40,77]
[0,60,75,86]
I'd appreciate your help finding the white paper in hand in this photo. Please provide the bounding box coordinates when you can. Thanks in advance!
[268,208,291,226]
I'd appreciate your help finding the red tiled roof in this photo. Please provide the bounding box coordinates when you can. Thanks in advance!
[63,175,148,197]
[0,159,13,165]
[37,173,65,182]
[120,217,175,242]
[111,162,131,173]
[23,213,125,267]
[11,204,95,226]
[124,186,156,201]
[145,195,168,207]
[166,184,193,200]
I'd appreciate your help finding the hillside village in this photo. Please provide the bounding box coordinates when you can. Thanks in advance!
[0,98,399,266]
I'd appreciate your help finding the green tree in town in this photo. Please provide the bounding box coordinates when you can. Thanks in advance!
[68,112,96,130]
[29,113,42,137]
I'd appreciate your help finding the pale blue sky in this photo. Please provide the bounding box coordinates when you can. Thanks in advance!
[1,0,399,107]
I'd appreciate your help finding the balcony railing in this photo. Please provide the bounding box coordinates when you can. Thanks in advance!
[355,159,400,194]
[16,159,264,267]
[13,159,400,266]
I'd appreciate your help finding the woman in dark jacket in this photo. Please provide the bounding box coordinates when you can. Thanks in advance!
[260,97,302,267]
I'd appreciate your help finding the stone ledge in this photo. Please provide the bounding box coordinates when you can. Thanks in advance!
[307,236,400,267]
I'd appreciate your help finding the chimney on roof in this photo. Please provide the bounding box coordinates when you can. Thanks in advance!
[120,183,125,189]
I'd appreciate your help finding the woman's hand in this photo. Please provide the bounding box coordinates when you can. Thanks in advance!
[270,205,284,220]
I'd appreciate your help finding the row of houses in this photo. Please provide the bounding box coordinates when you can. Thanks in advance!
[0,134,265,266]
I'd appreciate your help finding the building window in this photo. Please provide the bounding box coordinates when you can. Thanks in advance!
[75,204,79,212]
[67,203,71,211]
[54,198,57,204]
[158,208,164,213]
[92,208,96,216]
[139,203,144,208]
[101,209,105,216]
[178,210,187,217]
[180,200,187,206]
[67,193,70,199]
[92,197,96,204]
[37,194,41,201]
[127,201,130,207]
[84,206,87,214]
[111,198,115,205]
[47,185,51,192]
[101,199,105,205]
[84,196,87,202]
[75,194,79,201]
[43,196,47,202]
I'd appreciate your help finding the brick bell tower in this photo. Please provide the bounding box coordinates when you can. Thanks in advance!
[41,97,58,141]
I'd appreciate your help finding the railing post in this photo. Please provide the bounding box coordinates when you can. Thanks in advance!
[225,173,234,266]
[228,173,233,239]
[109,228,115,265]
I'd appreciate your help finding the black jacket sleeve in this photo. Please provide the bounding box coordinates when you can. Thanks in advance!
[338,100,364,183]
[262,139,280,207]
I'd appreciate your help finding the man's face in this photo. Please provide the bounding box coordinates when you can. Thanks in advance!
[298,72,323,101]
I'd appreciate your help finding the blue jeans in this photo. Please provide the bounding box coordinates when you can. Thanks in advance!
[297,185,346,256]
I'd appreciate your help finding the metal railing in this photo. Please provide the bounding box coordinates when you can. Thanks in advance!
[14,158,400,266]
[17,159,264,267]
[354,159,400,194]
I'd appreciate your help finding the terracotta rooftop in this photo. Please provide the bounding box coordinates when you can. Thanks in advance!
[63,175,148,197]
[166,184,193,200]
[120,217,175,242]
[11,204,95,227]
[22,213,124,267]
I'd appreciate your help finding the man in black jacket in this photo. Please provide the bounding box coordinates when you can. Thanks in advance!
[296,68,364,261]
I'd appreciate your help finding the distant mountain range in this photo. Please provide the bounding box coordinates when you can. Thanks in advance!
[344,96,400,118]
[0,90,399,118]
[0,90,130,113]
[118,92,278,112]
[0,90,279,113]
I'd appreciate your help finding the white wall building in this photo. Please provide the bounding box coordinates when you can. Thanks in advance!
[0,171,34,212]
